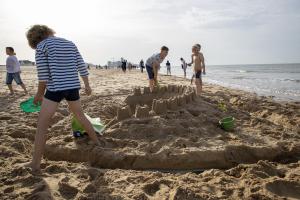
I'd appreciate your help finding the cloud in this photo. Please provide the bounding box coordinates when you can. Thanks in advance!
[174,0,300,30]
[0,0,299,65]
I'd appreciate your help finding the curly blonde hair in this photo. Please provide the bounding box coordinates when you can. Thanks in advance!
[26,25,55,49]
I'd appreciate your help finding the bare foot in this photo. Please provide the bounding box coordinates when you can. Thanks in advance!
[93,139,103,146]
[17,161,42,174]
[97,137,106,146]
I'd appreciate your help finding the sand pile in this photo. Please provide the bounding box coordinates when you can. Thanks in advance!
[0,68,299,199]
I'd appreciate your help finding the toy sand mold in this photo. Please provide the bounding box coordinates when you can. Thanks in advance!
[72,113,105,137]
[20,97,41,113]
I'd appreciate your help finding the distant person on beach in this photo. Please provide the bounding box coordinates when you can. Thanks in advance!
[121,59,127,72]
[166,60,171,75]
[188,44,206,95]
[140,59,145,73]
[180,57,188,78]
[24,24,100,173]
[146,46,169,92]
[5,47,28,95]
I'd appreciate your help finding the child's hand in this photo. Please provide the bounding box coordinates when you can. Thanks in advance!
[33,94,43,105]
[85,86,92,95]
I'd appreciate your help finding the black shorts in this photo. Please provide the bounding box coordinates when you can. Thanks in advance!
[44,89,80,103]
[195,71,202,79]
[146,65,154,79]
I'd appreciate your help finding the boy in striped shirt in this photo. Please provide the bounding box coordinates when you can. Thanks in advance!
[25,25,100,173]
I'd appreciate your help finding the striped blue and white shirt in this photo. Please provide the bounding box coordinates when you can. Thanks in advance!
[35,36,89,91]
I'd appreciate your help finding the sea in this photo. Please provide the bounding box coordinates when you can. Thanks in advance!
[158,63,300,102]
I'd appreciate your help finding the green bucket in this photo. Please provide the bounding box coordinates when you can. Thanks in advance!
[219,116,235,131]
[20,97,41,113]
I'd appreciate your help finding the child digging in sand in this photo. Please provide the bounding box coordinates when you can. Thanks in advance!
[188,44,206,95]
[5,47,28,95]
[24,25,100,173]
[146,46,169,92]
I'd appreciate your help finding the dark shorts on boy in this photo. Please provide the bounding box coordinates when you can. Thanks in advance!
[6,72,23,85]
[195,71,202,79]
[146,65,154,79]
[44,88,80,103]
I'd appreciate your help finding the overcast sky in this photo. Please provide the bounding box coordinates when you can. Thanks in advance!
[1,0,300,66]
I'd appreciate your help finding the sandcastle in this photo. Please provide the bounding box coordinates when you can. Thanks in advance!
[115,84,196,121]
[41,83,300,172]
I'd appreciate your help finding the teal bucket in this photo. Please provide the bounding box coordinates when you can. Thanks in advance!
[219,116,235,131]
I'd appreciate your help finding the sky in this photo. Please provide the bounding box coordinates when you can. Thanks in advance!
[0,0,300,66]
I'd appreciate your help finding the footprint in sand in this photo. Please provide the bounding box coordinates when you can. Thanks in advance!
[0,115,12,120]
[58,178,79,199]
[265,180,300,199]
[142,180,173,197]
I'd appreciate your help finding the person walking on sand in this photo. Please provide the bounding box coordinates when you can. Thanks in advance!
[180,57,188,78]
[140,59,145,73]
[146,46,169,92]
[23,24,100,173]
[188,44,206,95]
[121,58,127,73]
[5,47,28,95]
[166,60,171,75]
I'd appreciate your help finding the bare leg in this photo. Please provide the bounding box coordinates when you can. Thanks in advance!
[67,100,100,145]
[7,84,14,94]
[29,98,58,172]
[199,78,203,93]
[20,83,28,94]
[190,75,194,85]
[195,78,202,95]
[154,78,159,87]
[149,79,154,92]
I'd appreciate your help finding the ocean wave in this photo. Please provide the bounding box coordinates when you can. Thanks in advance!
[230,70,255,73]
[228,77,300,83]
[223,68,300,74]
[232,76,247,80]
[283,79,300,83]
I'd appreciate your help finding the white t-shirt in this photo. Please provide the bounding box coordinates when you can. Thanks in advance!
[6,55,21,73]
[146,53,164,68]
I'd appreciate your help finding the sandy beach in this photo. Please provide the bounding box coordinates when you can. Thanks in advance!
[0,67,300,200]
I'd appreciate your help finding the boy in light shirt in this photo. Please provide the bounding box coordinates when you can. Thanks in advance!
[145,46,169,92]
[5,47,28,94]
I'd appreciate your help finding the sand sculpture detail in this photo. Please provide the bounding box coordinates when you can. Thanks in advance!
[116,85,196,120]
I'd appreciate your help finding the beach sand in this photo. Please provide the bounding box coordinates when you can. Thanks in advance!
[0,68,299,200]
